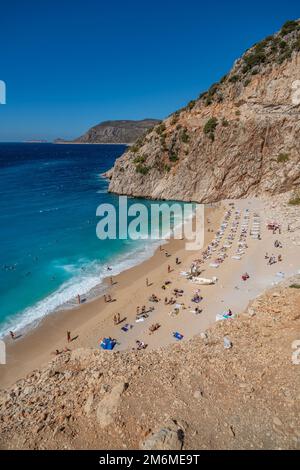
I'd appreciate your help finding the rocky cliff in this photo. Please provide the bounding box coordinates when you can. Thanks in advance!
[107,20,300,202]
[74,119,160,144]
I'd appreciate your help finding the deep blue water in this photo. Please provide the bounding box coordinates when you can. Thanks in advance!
[0,143,168,336]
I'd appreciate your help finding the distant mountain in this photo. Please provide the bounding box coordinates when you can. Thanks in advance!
[72,119,161,144]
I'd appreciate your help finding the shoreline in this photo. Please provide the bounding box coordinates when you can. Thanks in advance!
[0,204,223,388]
[1,193,299,390]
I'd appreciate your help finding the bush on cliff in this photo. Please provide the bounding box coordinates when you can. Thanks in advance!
[135,163,150,175]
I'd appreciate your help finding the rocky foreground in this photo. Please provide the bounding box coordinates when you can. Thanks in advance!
[1,276,299,450]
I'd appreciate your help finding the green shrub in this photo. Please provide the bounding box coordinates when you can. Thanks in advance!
[280,20,299,37]
[289,283,300,289]
[187,100,196,110]
[220,74,228,83]
[229,75,239,83]
[294,38,300,51]
[133,155,146,164]
[208,83,219,96]
[288,191,300,205]
[277,153,289,163]
[171,112,180,125]
[279,40,288,49]
[130,144,139,153]
[155,123,166,135]
[205,97,213,106]
[163,164,171,172]
[204,117,218,135]
[198,91,207,100]
[244,51,266,68]
[222,118,229,127]
[135,164,149,175]
[169,151,179,162]
[181,128,190,143]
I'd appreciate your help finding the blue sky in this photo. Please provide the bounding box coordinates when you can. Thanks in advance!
[0,0,299,141]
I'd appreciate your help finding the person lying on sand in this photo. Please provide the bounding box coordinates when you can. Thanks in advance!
[113,313,121,325]
[149,294,160,302]
[136,340,147,350]
[149,323,160,334]
[191,293,203,303]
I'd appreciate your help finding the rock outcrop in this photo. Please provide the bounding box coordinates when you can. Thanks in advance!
[107,20,300,202]
[73,119,160,144]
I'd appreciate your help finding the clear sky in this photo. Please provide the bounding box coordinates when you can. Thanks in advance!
[0,0,299,141]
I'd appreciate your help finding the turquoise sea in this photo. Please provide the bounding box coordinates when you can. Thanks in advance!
[0,143,183,337]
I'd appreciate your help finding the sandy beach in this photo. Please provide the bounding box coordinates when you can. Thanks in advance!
[1,195,299,389]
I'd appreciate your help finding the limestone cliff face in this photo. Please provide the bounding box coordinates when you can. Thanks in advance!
[107,21,300,202]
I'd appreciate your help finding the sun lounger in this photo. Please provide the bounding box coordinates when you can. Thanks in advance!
[192,277,216,285]
[209,262,220,268]
[231,255,241,260]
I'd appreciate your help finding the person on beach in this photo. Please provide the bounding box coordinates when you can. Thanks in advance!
[110,277,113,285]
[10,330,15,340]
[77,294,81,304]
[146,278,149,287]
[67,331,71,343]
[168,265,171,273]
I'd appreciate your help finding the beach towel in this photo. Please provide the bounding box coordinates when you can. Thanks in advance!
[100,338,116,350]
[121,324,132,332]
[173,332,183,340]
[216,312,233,321]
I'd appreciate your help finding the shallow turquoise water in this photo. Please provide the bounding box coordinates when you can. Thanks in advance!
[0,143,179,336]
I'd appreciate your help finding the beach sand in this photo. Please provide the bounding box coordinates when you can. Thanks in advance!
[1,196,299,389]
